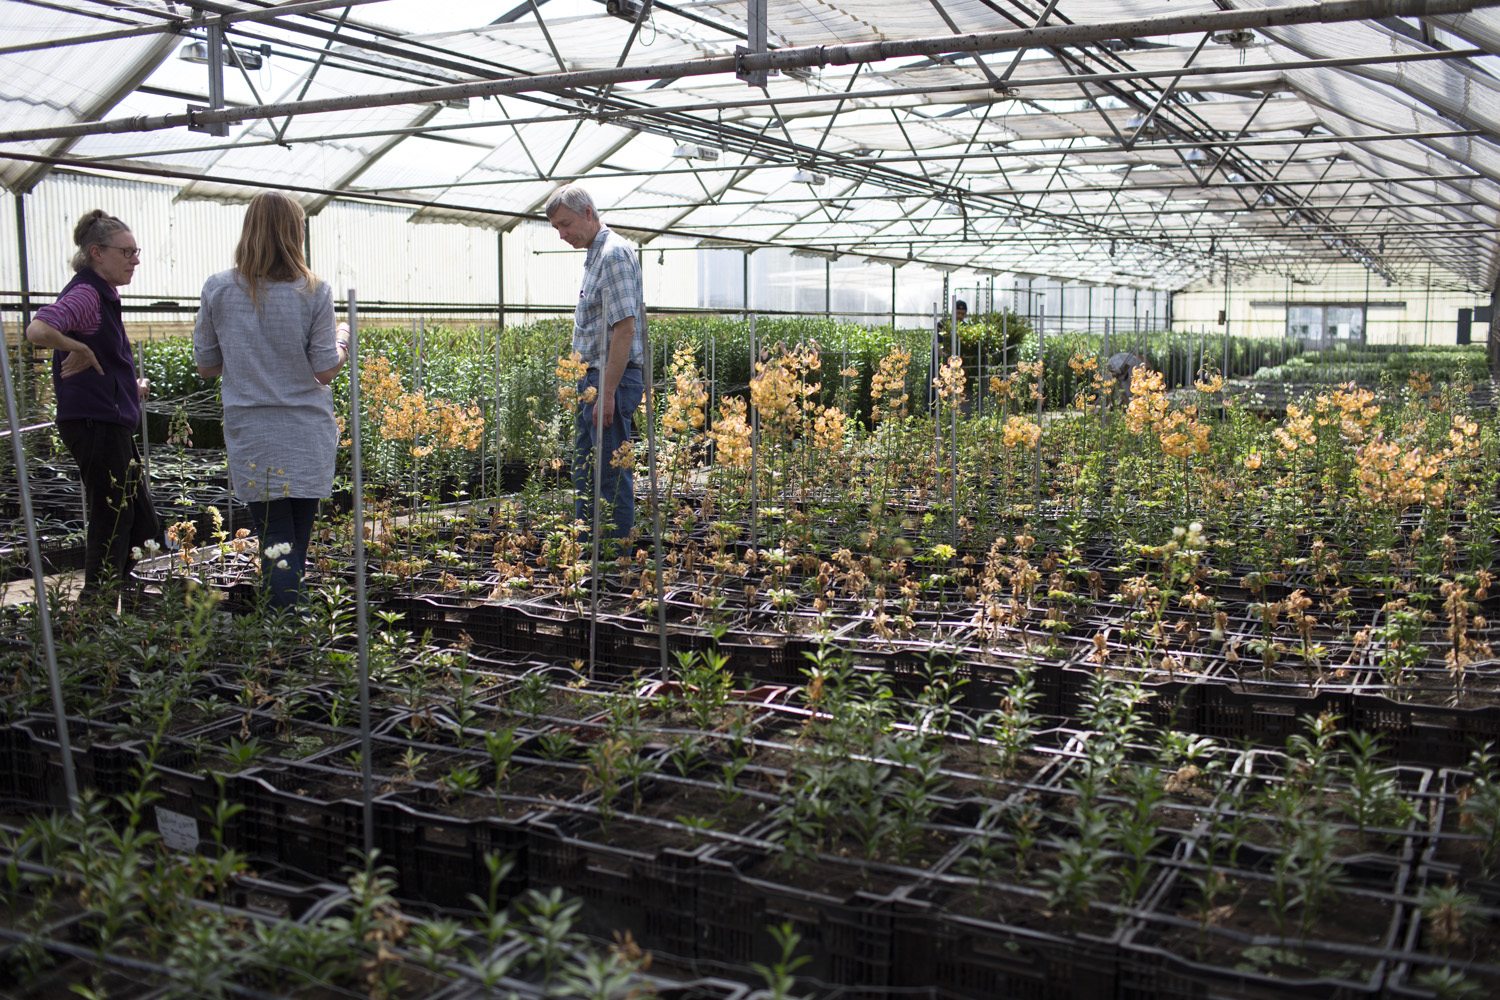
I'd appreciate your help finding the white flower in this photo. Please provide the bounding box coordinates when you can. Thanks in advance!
[263,541,293,560]
[130,546,143,560]
[275,559,289,570]
[143,539,161,554]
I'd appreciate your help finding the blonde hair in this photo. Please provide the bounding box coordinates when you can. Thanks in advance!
[234,191,319,307]
[70,209,130,272]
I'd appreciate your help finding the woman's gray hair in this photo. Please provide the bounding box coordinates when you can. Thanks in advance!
[544,185,596,219]
[70,209,130,273]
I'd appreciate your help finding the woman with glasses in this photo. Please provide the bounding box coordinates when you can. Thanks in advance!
[25,209,161,603]
[193,191,348,609]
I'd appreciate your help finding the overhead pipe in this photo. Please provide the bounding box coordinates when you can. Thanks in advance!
[1,0,1495,145]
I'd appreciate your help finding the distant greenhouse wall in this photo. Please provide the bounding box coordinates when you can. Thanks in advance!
[2,172,1175,344]
[1172,269,1492,347]
[0,170,701,338]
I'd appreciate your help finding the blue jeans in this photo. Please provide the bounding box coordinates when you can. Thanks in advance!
[57,419,162,593]
[574,366,644,540]
[247,498,320,608]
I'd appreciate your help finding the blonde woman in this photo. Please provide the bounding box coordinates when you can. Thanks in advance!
[25,210,161,601]
[194,191,348,608]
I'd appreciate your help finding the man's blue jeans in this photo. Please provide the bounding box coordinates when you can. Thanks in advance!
[574,366,644,540]
[247,497,320,608]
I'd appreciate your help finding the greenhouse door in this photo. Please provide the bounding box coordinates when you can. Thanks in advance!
[1287,304,1365,348]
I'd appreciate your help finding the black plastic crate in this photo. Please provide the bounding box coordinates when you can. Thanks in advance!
[374,796,528,911]
[893,899,1119,1000]
[235,767,367,882]
[693,848,908,996]
[526,810,704,963]
[1193,684,1348,749]
[1344,695,1500,770]
[0,721,55,810]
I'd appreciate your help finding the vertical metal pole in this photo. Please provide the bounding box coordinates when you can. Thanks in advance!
[748,314,758,549]
[1034,306,1043,508]
[949,297,958,546]
[1424,261,1433,346]
[0,317,77,812]
[345,292,373,856]
[137,342,150,477]
[644,327,667,680]
[497,230,506,331]
[15,194,32,421]
[1101,317,1111,424]
[201,22,229,138]
[587,355,607,682]
[495,232,505,493]
[890,265,897,330]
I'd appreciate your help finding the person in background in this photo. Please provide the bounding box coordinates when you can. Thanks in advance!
[25,210,161,603]
[930,299,969,410]
[194,191,348,608]
[547,184,647,541]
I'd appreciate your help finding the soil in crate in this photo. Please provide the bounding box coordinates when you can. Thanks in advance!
[624,778,774,843]
[1132,875,1399,992]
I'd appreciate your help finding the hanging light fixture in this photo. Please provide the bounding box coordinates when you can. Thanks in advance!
[180,40,267,70]
[672,143,719,162]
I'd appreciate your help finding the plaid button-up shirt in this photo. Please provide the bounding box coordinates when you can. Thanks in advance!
[572,224,647,369]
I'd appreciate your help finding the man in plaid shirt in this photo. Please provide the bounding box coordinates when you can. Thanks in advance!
[547,184,647,540]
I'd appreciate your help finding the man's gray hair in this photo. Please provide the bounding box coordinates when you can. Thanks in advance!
[545,185,596,219]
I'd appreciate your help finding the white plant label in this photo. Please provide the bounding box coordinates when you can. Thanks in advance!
[155,806,201,853]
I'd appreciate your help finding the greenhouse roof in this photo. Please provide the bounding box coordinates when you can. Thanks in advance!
[3,0,1500,292]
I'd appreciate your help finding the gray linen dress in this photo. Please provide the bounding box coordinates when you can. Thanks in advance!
[193,271,341,503]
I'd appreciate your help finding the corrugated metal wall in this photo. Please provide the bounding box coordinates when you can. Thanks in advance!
[1,171,702,336]
[1,170,1180,341]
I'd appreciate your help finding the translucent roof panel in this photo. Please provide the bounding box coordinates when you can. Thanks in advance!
[1,0,1498,290]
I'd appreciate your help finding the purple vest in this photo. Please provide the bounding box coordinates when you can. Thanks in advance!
[51,267,139,427]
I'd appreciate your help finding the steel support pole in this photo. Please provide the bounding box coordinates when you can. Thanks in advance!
[644,326,667,680]
[949,296,958,547]
[748,314,758,549]
[347,292,373,856]
[890,266,897,330]
[0,316,76,811]
[14,194,31,422]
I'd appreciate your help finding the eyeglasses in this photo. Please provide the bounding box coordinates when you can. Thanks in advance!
[104,244,141,260]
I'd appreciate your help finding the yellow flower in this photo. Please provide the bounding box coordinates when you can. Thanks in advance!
[662,343,708,438]
[1244,452,1262,470]
[710,396,752,469]
[1193,369,1224,394]
[932,355,967,404]
[810,404,846,453]
[1067,352,1099,375]
[1001,415,1042,449]
[870,347,911,423]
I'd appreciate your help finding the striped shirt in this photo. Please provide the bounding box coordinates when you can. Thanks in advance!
[34,281,109,335]
[572,224,646,369]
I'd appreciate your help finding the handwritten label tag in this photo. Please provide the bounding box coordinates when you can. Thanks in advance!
[155,806,200,853]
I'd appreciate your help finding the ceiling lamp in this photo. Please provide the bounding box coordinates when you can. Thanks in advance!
[180,40,267,69]
[942,201,965,217]
[1211,29,1257,48]
[792,168,827,186]
[1183,148,1208,164]
[1258,191,1277,206]
[672,143,719,162]
[605,0,651,22]
[1126,114,1157,133]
